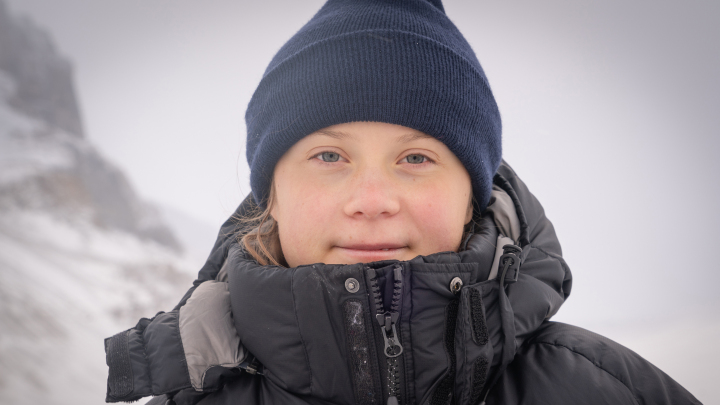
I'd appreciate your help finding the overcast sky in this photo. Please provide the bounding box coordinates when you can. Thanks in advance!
[4,1,719,400]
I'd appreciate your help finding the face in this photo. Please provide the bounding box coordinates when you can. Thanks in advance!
[270,121,473,267]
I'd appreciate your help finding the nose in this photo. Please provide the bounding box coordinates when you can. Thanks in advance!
[343,168,401,220]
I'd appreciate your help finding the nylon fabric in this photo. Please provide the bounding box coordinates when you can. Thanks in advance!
[485,185,521,242]
[429,299,458,405]
[454,282,494,405]
[179,281,246,391]
[144,311,192,395]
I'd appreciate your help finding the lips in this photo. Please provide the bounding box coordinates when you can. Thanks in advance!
[339,243,406,251]
[335,243,408,262]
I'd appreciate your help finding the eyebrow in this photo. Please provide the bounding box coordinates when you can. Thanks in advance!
[397,132,434,143]
[312,129,356,140]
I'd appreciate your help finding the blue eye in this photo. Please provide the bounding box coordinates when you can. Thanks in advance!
[405,154,427,164]
[318,152,340,162]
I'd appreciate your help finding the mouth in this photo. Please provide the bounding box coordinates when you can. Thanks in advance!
[335,243,408,262]
[340,243,406,250]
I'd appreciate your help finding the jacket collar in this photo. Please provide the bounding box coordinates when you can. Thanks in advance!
[215,161,570,403]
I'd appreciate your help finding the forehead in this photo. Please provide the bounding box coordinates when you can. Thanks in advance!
[307,125,436,144]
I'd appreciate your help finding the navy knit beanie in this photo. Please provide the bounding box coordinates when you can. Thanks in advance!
[246,0,502,211]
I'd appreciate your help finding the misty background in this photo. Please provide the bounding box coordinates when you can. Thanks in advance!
[1,0,717,403]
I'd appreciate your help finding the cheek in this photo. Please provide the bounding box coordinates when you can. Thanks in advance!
[282,197,331,236]
[275,168,327,224]
[413,204,461,250]
[273,180,339,264]
[408,181,470,252]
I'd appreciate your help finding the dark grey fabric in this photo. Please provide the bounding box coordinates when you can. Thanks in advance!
[489,322,697,404]
[125,323,153,399]
[105,162,700,405]
[105,330,133,399]
[144,311,192,394]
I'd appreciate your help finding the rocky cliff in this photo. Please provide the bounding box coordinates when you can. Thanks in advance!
[0,0,84,137]
[0,0,181,250]
[0,2,198,404]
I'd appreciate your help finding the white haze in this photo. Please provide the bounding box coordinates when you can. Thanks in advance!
[4,0,719,403]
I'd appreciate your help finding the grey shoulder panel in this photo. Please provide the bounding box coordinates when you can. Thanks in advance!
[179,280,247,391]
[106,280,246,403]
[486,185,521,242]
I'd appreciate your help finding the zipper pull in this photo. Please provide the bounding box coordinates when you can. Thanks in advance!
[387,395,399,405]
[376,311,403,357]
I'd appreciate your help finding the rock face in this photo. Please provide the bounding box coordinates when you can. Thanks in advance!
[0,0,84,137]
[0,0,180,251]
[0,2,197,404]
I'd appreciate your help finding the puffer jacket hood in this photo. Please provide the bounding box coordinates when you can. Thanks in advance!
[105,162,698,405]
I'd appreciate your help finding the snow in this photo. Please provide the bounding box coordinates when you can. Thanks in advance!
[0,208,195,405]
[0,70,78,187]
[0,70,196,404]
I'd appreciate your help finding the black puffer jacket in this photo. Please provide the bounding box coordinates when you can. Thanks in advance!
[104,162,700,405]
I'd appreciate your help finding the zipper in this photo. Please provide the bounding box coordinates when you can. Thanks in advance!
[368,265,404,405]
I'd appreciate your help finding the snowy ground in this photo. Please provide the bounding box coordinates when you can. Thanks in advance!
[0,210,196,405]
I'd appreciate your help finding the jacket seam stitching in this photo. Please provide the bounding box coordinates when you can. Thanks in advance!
[527,244,571,297]
[529,244,570,275]
[461,294,471,405]
[534,341,640,405]
[172,311,193,393]
[139,328,155,396]
[291,268,313,394]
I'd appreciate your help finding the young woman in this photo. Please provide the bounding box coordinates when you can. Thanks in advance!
[104,1,700,404]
